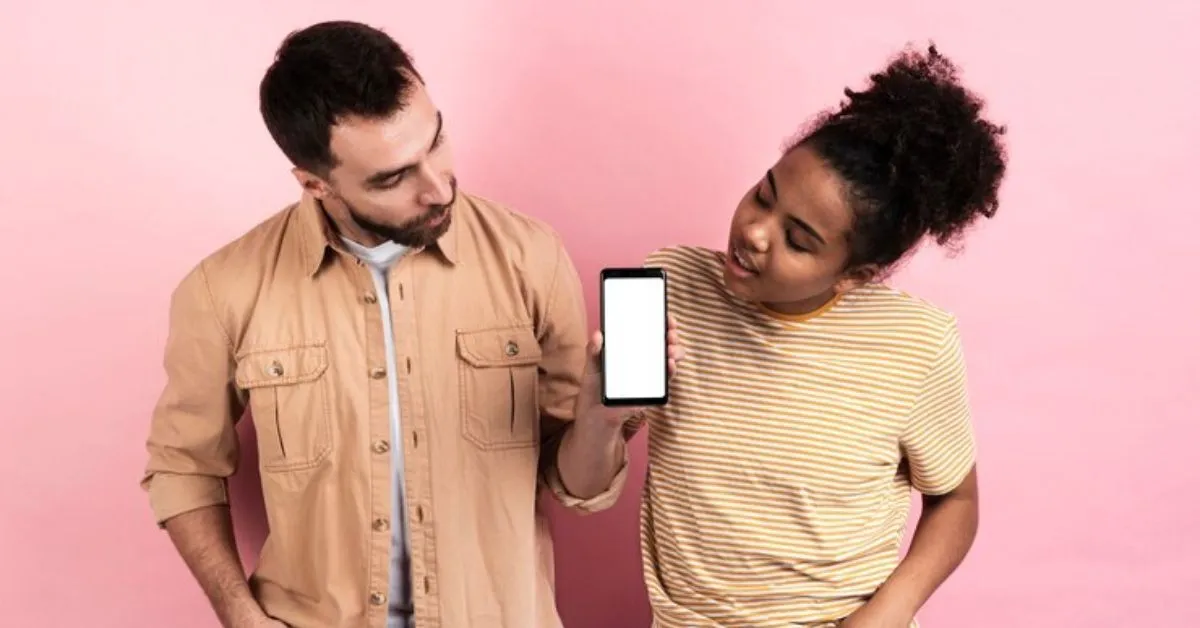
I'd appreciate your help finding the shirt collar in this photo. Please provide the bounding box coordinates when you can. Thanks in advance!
[298,192,460,276]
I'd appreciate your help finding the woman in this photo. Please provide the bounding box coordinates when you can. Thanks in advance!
[632,45,1006,627]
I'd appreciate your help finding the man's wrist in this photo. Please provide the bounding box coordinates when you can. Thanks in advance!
[221,593,271,628]
[574,410,626,442]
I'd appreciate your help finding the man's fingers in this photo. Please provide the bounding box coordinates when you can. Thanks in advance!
[590,330,604,356]
[582,330,604,377]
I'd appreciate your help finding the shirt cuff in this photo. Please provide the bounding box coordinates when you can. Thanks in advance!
[145,471,230,527]
[544,446,630,514]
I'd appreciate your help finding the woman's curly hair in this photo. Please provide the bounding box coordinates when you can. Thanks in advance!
[793,44,1008,275]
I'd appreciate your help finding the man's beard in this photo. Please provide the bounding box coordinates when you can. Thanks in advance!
[344,176,457,248]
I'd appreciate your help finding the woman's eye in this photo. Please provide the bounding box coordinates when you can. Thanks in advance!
[786,236,808,253]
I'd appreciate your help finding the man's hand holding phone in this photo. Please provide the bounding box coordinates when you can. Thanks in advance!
[574,315,684,429]
[555,268,681,502]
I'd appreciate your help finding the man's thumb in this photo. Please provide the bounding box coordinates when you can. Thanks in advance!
[584,331,604,375]
[589,330,604,357]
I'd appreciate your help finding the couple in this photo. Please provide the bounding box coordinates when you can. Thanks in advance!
[140,20,1006,628]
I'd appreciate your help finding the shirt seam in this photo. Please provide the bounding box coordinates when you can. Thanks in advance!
[196,259,236,352]
[535,235,566,340]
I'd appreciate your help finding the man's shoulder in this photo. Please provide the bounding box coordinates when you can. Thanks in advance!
[455,192,581,331]
[458,192,561,248]
[171,202,302,318]
[457,191,567,264]
[193,202,300,277]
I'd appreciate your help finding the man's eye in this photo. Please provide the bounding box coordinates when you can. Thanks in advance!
[377,173,406,189]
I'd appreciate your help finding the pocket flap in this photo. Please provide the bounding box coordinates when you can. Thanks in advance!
[456,326,542,368]
[235,344,329,388]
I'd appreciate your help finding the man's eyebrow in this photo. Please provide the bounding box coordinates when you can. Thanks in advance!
[364,111,444,186]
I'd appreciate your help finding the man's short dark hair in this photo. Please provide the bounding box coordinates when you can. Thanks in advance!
[259,20,422,175]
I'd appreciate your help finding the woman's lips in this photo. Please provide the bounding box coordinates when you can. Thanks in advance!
[726,244,759,277]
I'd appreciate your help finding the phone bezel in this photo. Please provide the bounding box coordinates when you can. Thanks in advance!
[599,266,670,407]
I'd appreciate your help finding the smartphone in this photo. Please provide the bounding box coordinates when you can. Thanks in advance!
[599,267,669,407]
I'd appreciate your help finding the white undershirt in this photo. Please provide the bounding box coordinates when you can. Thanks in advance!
[341,237,412,628]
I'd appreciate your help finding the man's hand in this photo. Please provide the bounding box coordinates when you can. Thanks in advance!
[552,315,684,502]
[247,618,287,628]
[164,505,277,628]
[574,315,684,427]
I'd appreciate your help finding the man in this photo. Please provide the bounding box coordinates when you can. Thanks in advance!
[141,20,676,628]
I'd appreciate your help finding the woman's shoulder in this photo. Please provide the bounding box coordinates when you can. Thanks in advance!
[643,245,723,277]
[839,282,960,342]
[643,245,733,312]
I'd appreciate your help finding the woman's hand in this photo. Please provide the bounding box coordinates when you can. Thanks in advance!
[838,601,911,628]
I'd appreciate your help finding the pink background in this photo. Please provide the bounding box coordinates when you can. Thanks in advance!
[2,1,1198,626]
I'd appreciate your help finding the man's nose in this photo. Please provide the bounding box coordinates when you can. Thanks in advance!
[418,166,453,206]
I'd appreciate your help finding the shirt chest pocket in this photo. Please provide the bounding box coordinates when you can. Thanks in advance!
[456,326,543,450]
[235,344,332,472]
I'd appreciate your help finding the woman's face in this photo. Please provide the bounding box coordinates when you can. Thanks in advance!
[723,145,865,314]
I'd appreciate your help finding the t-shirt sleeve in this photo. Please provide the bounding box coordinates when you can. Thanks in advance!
[900,318,977,495]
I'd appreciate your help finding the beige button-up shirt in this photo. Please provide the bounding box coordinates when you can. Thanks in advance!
[141,191,628,628]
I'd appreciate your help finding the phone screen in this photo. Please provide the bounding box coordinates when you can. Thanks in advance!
[601,268,668,406]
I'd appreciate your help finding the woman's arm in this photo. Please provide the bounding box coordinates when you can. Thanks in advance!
[841,467,979,627]
[843,319,980,627]
[844,465,974,624]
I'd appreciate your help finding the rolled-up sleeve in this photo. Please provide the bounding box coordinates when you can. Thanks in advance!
[140,262,243,526]
[543,452,629,513]
[534,236,631,513]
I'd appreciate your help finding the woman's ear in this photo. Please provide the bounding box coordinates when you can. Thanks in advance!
[833,264,878,293]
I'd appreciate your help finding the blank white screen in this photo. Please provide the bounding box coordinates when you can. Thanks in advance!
[602,276,667,400]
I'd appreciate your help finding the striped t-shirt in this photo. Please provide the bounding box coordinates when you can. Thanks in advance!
[631,246,977,628]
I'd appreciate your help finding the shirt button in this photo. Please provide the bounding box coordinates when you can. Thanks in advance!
[411,432,419,448]
[363,292,377,304]
[372,439,390,454]
[369,592,386,605]
[372,518,389,532]
[504,341,520,357]
[416,506,425,523]
[370,367,386,379]
[423,577,430,594]
[266,360,284,377]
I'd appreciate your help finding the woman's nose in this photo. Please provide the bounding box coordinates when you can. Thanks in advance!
[744,221,770,252]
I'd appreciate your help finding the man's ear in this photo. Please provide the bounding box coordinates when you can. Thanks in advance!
[833,264,878,294]
[291,167,332,200]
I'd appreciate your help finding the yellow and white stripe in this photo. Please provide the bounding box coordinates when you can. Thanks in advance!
[634,246,976,628]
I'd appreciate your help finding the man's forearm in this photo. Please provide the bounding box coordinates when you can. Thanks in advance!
[869,468,980,619]
[555,419,625,500]
[164,504,266,628]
